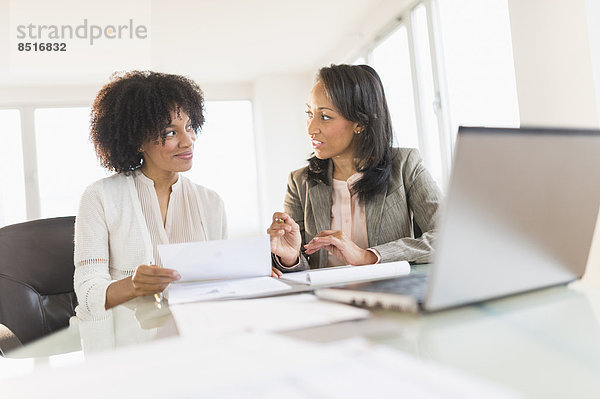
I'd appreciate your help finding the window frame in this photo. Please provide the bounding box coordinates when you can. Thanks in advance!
[350,0,453,188]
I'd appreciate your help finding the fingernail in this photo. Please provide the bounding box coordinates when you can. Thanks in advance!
[174,272,181,280]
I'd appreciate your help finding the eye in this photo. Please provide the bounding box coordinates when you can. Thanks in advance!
[321,113,332,121]
[305,110,313,118]
[163,130,176,138]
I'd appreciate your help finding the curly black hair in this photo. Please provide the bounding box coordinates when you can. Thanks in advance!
[90,70,205,173]
[307,64,394,203]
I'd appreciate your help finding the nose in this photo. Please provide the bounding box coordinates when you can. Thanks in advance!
[180,129,196,147]
[307,117,319,137]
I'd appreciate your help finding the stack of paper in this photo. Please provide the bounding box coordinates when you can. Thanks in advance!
[169,294,370,336]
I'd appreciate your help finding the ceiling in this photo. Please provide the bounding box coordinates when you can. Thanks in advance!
[0,0,412,87]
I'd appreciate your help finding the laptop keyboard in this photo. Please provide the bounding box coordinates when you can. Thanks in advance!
[366,273,428,303]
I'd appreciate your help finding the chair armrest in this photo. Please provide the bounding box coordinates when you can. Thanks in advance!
[0,323,23,356]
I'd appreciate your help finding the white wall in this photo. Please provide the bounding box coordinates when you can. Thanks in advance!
[584,0,600,287]
[507,0,599,128]
[508,0,600,285]
[253,75,314,230]
[585,0,600,124]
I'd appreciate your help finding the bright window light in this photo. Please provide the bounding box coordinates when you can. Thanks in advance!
[0,109,27,227]
[411,3,443,185]
[35,107,109,218]
[371,26,420,149]
[438,0,520,140]
[185,101,260,238]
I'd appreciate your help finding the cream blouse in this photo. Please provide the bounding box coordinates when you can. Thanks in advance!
[328,173,370,266]
[133,171,207,267]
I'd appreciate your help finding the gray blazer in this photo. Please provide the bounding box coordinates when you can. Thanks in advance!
[279,148,442,270]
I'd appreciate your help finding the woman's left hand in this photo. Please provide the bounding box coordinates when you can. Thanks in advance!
[303,230,378,266]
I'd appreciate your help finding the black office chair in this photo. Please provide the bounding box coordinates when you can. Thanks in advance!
[0,216,77,353]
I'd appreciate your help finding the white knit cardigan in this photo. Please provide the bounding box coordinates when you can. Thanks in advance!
[73,173,227,319]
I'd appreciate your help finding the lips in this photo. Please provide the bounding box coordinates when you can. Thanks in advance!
[311,139,323,149]
[175,151,193,160]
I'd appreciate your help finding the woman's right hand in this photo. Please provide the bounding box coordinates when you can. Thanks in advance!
[267,212,301,266]
[130,265,181,297]
[105,265,181,309]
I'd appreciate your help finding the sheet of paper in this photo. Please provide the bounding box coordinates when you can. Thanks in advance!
[158,235,271,281]
[167,276,291,305]
[280,260,411,285]
[169,293,370,336]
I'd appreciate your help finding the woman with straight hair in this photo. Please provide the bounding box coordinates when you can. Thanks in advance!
[268,64,442,272]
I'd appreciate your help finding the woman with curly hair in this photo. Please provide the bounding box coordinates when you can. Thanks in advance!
[74,71,227,317]
[268,64,442,271]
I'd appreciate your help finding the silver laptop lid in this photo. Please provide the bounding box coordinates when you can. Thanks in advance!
[425,127,600,311]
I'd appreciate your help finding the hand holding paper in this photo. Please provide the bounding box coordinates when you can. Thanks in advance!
[157,235,291,304]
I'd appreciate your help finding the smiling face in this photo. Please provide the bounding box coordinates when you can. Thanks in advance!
[140,109,197,178]
[306,81,361,161]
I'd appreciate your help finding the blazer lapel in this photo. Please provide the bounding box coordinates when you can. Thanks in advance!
[366,186,388,247]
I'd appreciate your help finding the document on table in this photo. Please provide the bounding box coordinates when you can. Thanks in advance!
[158,235,292,304]
[168,277,290,305]
[169,293,370,336]
[280,260,410,286]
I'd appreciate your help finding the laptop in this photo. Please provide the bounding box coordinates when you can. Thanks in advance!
[315,126,600,312]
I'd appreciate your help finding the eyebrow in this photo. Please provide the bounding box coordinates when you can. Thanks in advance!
[305,104,335,112]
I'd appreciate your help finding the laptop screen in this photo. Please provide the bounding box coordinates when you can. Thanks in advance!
[425,127,600,311]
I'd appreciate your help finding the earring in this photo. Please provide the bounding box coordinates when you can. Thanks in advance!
[355,130,362,134]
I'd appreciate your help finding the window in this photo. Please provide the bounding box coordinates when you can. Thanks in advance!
[353,0,518,188]
[35,107,109,218]
[437,0,519,140]
[184,101,260,238]
[364,4,446,186]
[370,26,419,150]
[410,4,444,184]
[0,109,27,227]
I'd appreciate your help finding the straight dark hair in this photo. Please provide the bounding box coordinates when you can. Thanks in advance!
[307,64,394,202]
